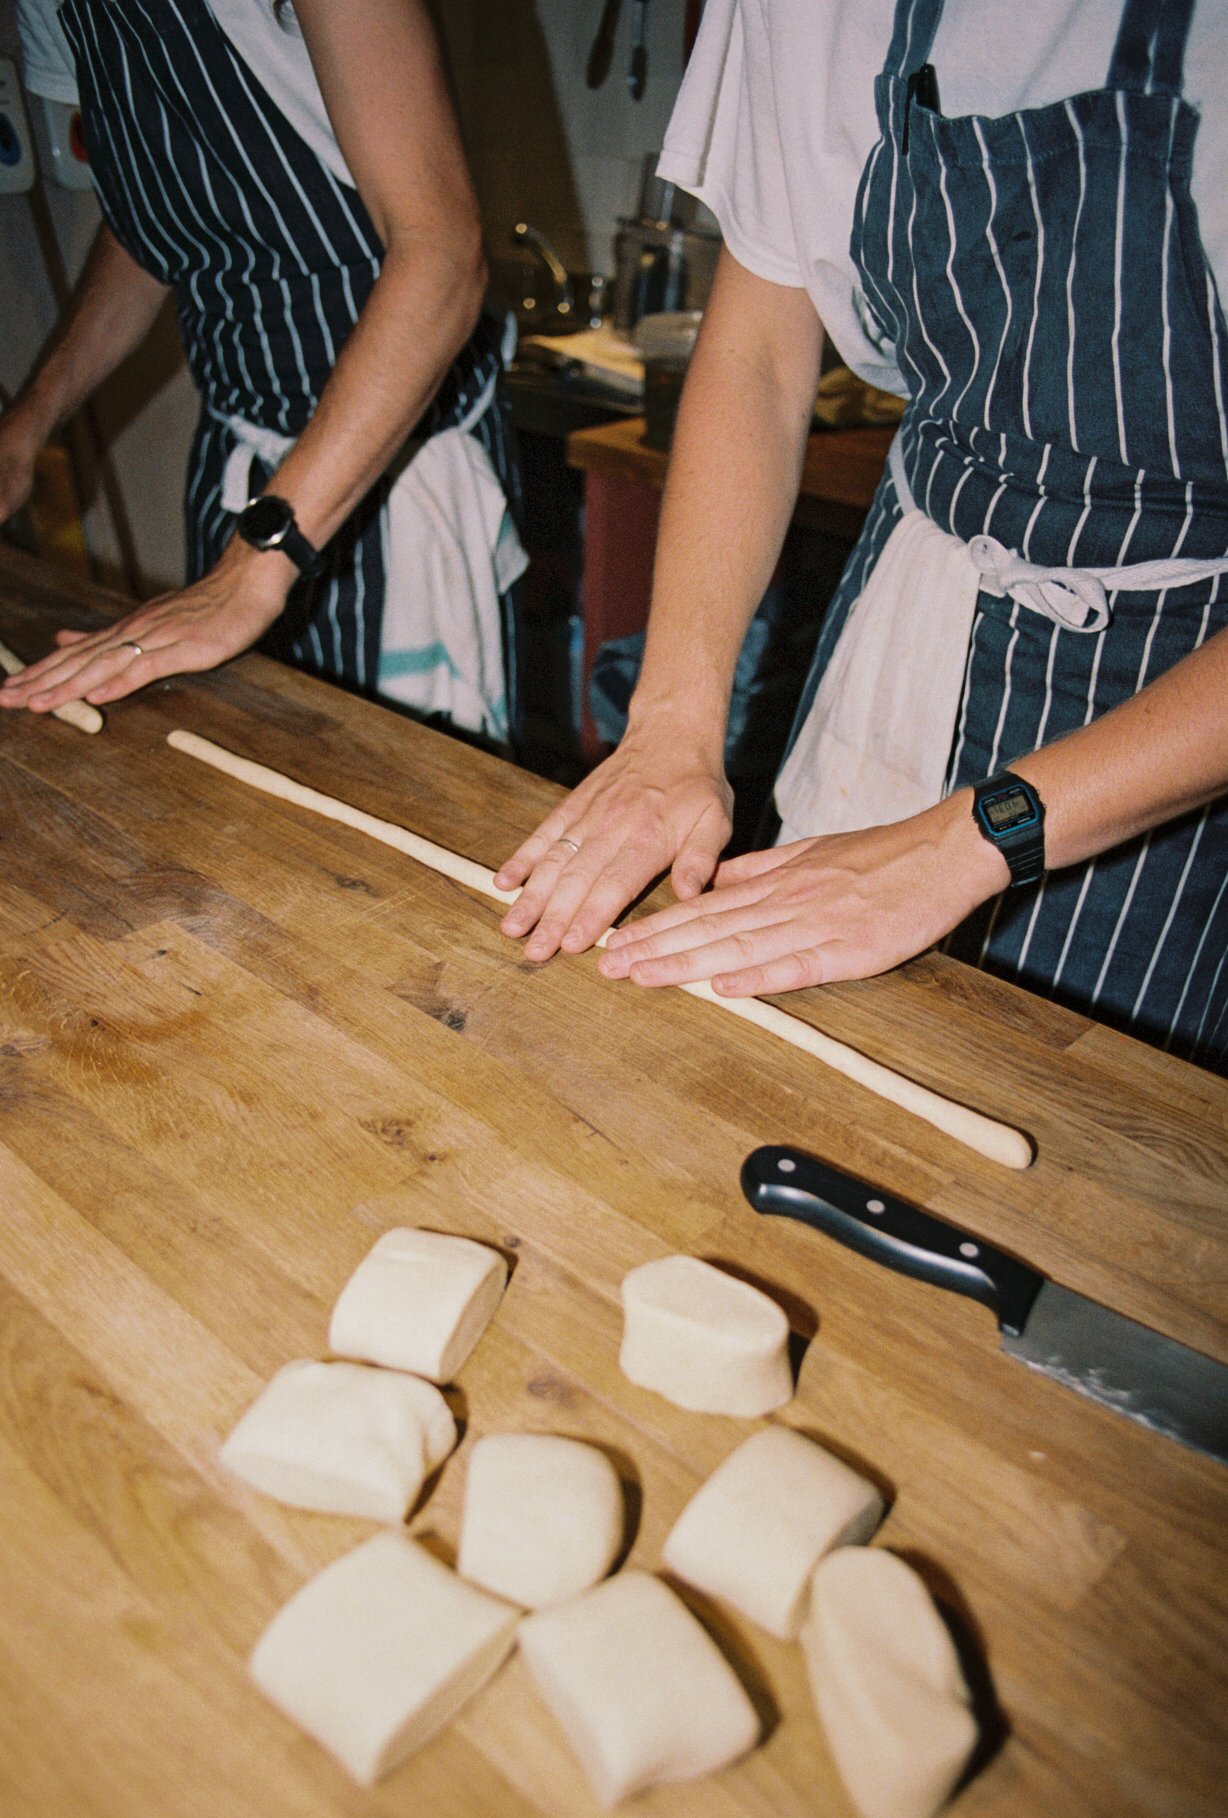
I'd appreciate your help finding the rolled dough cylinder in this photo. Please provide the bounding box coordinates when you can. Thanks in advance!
[619,1255,793,1417]
[800,1548,978,1818]
[661,1426,884,1640]
[517,1570,760,1806]
[328,1227,508,1384]
[458,1433,623,1609]
[249,1531,518,1784]
[219,1359,456,1521]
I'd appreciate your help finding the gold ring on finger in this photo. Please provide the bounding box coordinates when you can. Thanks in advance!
[121,640,144,657]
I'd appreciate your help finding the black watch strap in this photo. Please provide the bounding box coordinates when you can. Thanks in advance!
[237,494,323,578]
[971,770,1046,888]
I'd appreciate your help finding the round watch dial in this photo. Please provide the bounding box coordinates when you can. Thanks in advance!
[241,495,293,547]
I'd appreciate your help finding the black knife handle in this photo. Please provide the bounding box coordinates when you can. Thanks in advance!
[741,1146,1043,1337]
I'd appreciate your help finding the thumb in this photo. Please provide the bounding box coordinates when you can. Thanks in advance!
[669,803,729,900]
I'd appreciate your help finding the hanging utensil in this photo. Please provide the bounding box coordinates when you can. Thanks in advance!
[627,0,649,101]
[586,0,622,90]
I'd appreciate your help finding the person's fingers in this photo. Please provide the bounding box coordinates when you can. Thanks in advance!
[498,835,587,938]
[521,838,652,961]
[26,641,154,711]
[602,896,800,982]
[669,800,731,901]
[603,869,777,952]
[53,628,91,647]
[555,845,673,954]
[618,910,816,988]
[709,943,834,997]
[494,807,592,901]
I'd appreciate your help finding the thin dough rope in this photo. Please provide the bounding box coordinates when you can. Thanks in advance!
[167,729,1034,1170]
[0,637,104,734]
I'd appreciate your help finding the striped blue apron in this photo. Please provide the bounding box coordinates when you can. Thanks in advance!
[57,0,522,725]
[781,0,1228,1070]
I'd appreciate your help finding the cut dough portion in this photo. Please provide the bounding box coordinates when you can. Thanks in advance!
[801,1548,977,1818]
[661,1426,884,1640]
[220,1359,456,1521]
[619,1255,793,1417]
[458,1433,624,1609]
[329,1227,508,1383]
[249,1531,518,1784]
[518,1570,760,1806]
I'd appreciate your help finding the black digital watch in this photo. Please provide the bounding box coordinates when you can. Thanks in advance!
[971,770,1046,888]
[236,493,322,577]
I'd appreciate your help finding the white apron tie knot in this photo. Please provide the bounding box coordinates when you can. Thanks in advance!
[967,535,1111,632]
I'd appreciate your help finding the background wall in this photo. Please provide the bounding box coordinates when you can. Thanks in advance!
[0,0,691,592]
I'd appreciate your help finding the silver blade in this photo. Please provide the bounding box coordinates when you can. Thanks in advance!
[1004,1280,1228,1464]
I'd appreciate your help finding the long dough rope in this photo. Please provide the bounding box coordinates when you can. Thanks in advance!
[0,637,104,734]
[168,729,1034,1170]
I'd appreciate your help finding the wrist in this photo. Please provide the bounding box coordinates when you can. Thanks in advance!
[217,533,298,617]
[936,787,1012,900]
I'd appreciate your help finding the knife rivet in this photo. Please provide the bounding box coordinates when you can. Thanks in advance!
[777,1158,796,1173]
[866,1199,885,1215]
[959,1241,980,1258]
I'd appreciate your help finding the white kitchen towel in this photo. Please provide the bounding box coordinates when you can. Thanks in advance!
[376,426,528,744]
[215,412,526,742]
[773,443,980,839]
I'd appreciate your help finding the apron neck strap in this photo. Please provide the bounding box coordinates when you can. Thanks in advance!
[1108,0,1196,95]
[883,0,945,78]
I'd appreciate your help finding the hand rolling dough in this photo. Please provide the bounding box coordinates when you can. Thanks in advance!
[619,1255,793,1416]
[220,1359,456,1521]
[328,1227,507,1384]
[800,1548,978,1818]
[517,1570,760,1806]
[249,1531,518,1784]
[458,1433,623,1609]
[661,1426,884,1640]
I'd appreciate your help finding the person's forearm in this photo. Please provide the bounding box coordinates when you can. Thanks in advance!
[256,228,486,554]
[629,251,825,760]
[9,223,168,442]
[1013,623,1228,865]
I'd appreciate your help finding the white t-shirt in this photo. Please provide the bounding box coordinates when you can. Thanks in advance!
[16,0,356,186]
[659,0,1228,393]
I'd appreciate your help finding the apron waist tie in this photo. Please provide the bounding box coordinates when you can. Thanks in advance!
[213,411,295,515]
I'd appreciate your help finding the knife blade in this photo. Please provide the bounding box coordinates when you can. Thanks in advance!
[740,1145,1228,1465]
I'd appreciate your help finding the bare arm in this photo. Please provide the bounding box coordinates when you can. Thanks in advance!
[495,249,825,960]
[1,0,487,713]
[600,622,1228,998]
[0,223,168,522]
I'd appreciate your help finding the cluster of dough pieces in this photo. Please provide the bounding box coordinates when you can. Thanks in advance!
[222,1233,979,1815]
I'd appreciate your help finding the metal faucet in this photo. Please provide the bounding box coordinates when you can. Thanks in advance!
[511,222,575,321]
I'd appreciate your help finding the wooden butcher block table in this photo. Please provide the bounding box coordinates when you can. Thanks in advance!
[1,545,1226,1818]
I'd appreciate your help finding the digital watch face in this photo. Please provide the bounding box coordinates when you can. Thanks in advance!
[980,784,1037,834]
[242,496,291,546]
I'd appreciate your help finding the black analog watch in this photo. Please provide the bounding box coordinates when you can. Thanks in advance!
[971,770,1046,888]
[236,493,322,577]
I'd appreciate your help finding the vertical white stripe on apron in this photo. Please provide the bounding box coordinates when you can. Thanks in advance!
[1063,100,1088,455]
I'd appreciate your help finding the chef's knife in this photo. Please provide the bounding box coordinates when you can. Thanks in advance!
[741,1145,1228,1465]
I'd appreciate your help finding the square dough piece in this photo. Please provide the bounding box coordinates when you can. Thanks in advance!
[801,1548,978,1818]
[329,1227,508,1383]
[249,1531,518,1784]
[458,1433,624,1609]
[518,1570,760,1807]
[619,1255,793,1417]
[661,1426,884,1640]
[220,1359,457,1521]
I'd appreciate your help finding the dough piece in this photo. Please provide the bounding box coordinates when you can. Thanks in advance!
[249,1531,518,1784]
[517,1570,760,1806]
[801,1548,977,1818]
[458,1433,623,1608]
[0,636,103,733]
[619,1255,793,1416]
[166,731,1033,1170]
[661,1426,884,1640]
[328,1227,508,1384]
[219,1358,456,1521]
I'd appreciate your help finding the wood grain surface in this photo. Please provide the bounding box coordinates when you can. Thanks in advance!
[1,546,1226,1818]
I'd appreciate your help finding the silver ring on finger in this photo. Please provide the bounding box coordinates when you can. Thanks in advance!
[555,836,581,855]
[120,640,144,657]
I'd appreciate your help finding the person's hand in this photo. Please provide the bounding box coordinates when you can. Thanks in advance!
[0,542,295,714]
[597,794,1009,996]
[494,721,734,962]
[0,405,42,526]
